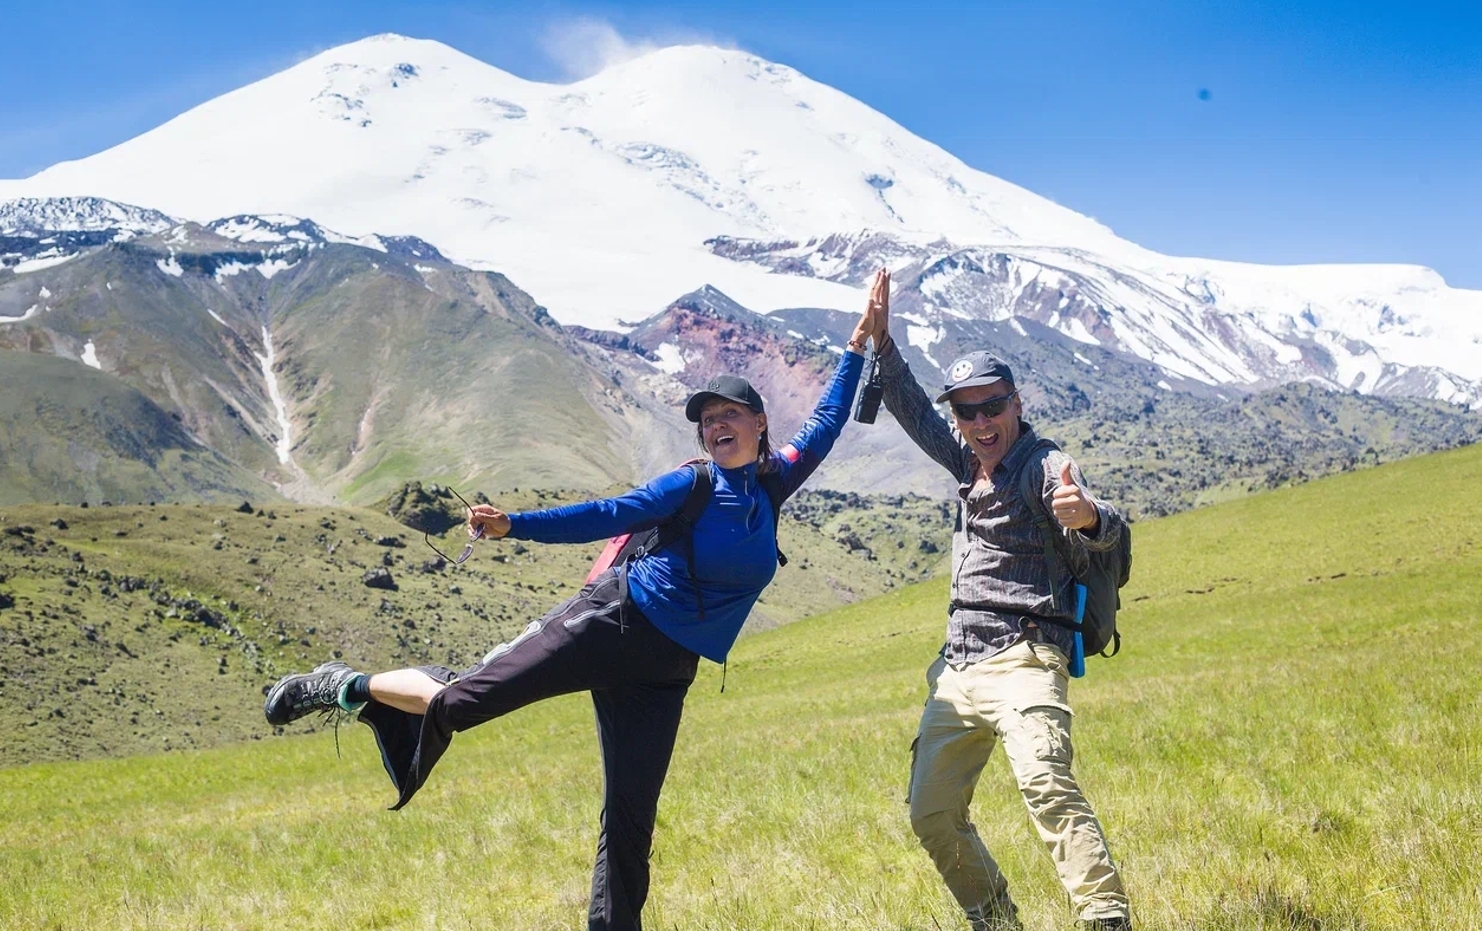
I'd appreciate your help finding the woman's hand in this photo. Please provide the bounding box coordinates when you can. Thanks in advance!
[468,504,511,540]
[850,267,891,352]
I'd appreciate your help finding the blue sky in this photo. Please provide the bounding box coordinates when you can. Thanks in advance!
[4,1,1478,286]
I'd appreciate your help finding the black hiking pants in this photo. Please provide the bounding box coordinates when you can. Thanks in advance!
[358,569,700,931]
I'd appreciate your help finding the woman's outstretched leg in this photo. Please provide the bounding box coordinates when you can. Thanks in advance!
[368,669,445,714]
[263,663,445,724]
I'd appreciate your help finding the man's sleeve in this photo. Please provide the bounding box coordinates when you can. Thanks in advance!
[1040,451,1125,577]
[878,347,972,483]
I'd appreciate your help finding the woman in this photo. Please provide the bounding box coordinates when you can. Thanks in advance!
[263,271,889,931]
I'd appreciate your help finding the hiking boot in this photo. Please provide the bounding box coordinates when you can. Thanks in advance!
[264,661,360,725]
[1078,917,1131,931]
[969,905,1023,931]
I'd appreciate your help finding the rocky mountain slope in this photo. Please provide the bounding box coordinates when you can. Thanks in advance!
[0,351,274,506]
[4,197,1479,517]
[0,208,678,504]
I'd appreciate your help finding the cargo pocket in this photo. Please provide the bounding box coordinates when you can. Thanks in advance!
[1014,702,1074,765]
[1025,640,1069,678]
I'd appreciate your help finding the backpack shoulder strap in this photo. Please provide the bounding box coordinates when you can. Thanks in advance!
[757,468,789,567]
[1016,437,1067,612]
[645,461,713,555]
[621,461,715,619]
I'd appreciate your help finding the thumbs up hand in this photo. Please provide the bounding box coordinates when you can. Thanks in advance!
[1051,460,1100,533]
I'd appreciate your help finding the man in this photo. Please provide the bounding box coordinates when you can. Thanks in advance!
[865,271,1132,931]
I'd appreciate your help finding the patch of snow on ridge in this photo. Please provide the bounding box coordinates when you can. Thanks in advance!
[81,340,100,369]
[14,253,79,274]
[213,218,288,243]
[1060,318,1101,346]
[257,258,298,279]
[653,343,686,374]
[253,327,295,465]
[38,286,51,299]
[1009,318,1028,337]
[0,304,41,324]
[208,309,228,326]
[907,324,944,369]
[156,252,184,277]
[214,261,250,282]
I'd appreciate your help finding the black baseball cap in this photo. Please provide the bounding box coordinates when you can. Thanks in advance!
[935,351,1015,402]
[685,375,766,422]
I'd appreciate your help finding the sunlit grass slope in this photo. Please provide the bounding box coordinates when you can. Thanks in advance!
[3,442,1479,930]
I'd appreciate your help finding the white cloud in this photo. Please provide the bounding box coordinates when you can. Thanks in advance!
[539,17,734,81]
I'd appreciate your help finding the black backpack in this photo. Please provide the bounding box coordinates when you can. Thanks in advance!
[585,460,788,618]
[1016,438,1131,659]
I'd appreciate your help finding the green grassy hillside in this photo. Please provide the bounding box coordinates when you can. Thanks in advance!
[1,442,1479,929]
[0,488,951,766]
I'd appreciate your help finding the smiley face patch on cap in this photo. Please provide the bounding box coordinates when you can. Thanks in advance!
[949,359,975,383]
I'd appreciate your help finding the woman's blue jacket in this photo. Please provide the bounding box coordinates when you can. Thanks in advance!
[506,350,863,662]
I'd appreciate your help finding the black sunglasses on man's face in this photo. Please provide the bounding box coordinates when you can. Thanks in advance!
[423,487,483,566]
[951,391,1018,422]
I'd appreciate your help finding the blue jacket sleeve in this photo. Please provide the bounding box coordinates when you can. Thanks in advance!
[505,466,696,544]
[772,350,865,500]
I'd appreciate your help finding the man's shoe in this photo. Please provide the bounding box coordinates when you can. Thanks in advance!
[264,661,360,725]
[969,906,1023,931]
[1078,918,1131,931]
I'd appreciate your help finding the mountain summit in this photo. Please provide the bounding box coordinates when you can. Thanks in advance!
[2,34,1479,404]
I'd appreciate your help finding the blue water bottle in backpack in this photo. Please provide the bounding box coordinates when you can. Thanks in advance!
[1069,582,1087,678]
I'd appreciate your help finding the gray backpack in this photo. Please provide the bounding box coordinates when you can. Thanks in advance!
[1016,438,1130,659]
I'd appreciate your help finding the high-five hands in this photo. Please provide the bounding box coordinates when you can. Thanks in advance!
[468,504,512,540]
[851,268,891,351]
[1051,461,1100,534]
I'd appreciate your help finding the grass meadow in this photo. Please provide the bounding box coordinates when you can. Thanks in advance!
[2,441,1480,930]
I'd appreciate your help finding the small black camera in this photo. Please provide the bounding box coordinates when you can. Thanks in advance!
[854,355,884,423]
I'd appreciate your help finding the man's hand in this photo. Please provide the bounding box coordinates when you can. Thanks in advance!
[850,267,890,351]
[1051,461,1100,534]
[468,504,512,540]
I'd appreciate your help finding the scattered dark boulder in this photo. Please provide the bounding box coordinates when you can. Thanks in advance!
[236,501,254,514]
[0,593,13,610]
[380,481,464,535]
[50,518,68,530]
[418,558,446,574]
[362,568,398,591]
[374,535,406,548]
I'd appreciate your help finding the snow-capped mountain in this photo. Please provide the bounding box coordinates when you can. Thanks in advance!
[3,34,1479,405]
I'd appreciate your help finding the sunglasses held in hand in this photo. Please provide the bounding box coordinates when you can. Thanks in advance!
[423,487,484,566]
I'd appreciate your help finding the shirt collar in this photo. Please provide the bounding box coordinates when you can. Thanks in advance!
[996,420,1038,476]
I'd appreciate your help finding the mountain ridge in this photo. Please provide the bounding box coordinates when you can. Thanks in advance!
[2,34,1477,410]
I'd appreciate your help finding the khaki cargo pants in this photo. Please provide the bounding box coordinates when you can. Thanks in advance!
[908,639,1129,925]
